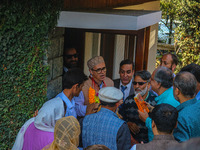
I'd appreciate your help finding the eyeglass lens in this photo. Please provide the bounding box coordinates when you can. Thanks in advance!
[93,67,106,73]
[133,81,147,85]
[65,53,78,59]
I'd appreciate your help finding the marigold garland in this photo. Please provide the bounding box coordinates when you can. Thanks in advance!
[134,93,149,113]
[89,87,100,104]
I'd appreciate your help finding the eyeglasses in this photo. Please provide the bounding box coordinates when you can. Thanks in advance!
[65,53,78,59]
[92,67,106,74]
[133,81,148,85]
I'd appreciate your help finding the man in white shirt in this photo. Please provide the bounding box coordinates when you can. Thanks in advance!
[114,59,135,101]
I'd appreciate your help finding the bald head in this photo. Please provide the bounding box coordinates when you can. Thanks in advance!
[174,72,197,98]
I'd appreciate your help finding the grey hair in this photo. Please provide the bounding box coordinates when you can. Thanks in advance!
[173,72,197,98]
[154,67,173,88]
[135,70,151,81]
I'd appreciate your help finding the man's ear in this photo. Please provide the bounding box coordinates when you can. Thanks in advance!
[72,83,79,90]
[157,82,162,89]
[172,64,176,72]
[152,120,156,128]
[174,87,180,96]
[89,69,93,75]
[116,100,123,107]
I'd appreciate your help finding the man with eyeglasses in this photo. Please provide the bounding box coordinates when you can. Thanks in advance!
[63,47,79,72]
[138,67,180,142]
[119,70,157,144]
[63,47,88,118]
[114,59,135,101]
[82,56,114,105]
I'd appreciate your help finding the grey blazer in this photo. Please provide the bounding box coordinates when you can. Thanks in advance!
[136,135,179,150]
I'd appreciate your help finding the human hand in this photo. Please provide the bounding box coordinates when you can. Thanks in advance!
[118,100,123,106]
[127,122,140,135]
[145,102,154,112]
[138,110,149,122]
[86,103,100,115]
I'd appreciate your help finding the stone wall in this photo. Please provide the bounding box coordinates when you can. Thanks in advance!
[46,27,65,99]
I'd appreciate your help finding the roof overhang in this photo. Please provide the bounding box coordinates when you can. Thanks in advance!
[57,9,161,31]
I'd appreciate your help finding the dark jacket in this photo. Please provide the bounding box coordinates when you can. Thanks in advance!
[136,135,178,150]
[113,79,134,97]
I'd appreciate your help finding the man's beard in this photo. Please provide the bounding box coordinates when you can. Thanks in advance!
[135,85,148,96]
[67,61,78,68]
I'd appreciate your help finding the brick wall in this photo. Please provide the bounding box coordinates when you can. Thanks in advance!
[46,27,65,99]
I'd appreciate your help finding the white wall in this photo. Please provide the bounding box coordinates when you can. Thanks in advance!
[113,35,125,79]
[84,32,101,76]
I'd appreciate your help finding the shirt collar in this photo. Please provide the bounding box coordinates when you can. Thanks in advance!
[120,79,133,90]
[57,91,75,109]
[176,98,197,112]
[155,88,171,102]
[100,108,118,117]
[89,75,105,89]
[63,66,68,72]
[196,91,200,101]
[144,92,150,101]
[153,135,175,141]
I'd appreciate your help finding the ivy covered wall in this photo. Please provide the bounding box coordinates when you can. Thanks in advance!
[0,0,63,149]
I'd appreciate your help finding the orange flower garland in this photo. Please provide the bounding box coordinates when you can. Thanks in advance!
[134,93,149,113]
[89,87,96,104]
[89,87,100,104]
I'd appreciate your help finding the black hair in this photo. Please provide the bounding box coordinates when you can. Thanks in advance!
[154,67,174,88]
[120,59,135,70]
[150,104,178,134]
[63,68,87,89]
[162,53,178,65]
[174,72,197,98]
[180,63,200,83]
[100,100,117,107]
[135,70,151,81]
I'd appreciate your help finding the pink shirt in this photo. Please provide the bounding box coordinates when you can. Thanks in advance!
[23,122,54,150]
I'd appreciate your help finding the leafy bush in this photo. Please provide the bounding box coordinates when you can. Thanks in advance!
[159,0,200,73]
[174,0,200,70]
[0,0,62,149]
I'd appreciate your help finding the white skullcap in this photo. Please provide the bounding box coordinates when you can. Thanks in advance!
[98,87,123,103]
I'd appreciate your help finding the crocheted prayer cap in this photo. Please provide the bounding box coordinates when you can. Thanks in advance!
[99,87,123,103]
[87,56,105,69]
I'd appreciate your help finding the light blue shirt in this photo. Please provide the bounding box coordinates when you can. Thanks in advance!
[146,88,180,141]
[155,88,180,107]
[130,145,136,150]
[63,66,68,72]
[56,91,77,118]
[74,91,87,117]
[120,79,133,100]
[196,91,200,101]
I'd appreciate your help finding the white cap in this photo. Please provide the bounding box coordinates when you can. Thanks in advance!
[98,87,123,103]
